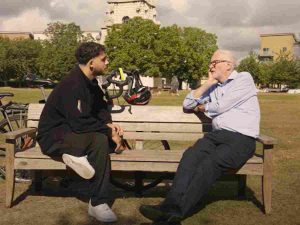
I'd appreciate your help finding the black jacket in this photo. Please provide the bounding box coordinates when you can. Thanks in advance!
[37,65,112,154]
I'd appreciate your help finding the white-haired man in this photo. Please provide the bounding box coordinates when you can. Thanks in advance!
[140,50,260,224]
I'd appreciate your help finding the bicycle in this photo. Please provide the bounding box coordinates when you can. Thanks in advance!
[0,78,54,181]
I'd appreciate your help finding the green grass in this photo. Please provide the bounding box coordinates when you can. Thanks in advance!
[0,88,300,225]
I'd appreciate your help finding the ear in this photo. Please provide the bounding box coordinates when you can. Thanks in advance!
[87,59,94,71]
[226,63,232,71]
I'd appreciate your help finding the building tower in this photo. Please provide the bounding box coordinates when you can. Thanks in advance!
[100,0,159,44]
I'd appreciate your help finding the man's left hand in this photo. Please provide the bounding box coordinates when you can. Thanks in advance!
[107,123,124,136]
[194,104,206,112]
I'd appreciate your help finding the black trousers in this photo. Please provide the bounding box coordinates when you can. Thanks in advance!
[162,129,256,217]
[46,132,112,206]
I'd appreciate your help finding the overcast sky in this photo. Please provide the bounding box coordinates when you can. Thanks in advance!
[0,0,299,59]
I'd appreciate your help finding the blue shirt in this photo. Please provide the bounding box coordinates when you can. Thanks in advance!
[183,71,260,138]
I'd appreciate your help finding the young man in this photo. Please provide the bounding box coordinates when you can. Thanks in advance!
[139,50,260,224]
[37,42,124,223]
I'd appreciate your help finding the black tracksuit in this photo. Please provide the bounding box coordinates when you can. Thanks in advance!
[37,65,113,206]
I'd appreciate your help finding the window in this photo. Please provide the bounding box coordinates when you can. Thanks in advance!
[122,16,130,23]
[263,48,269,54]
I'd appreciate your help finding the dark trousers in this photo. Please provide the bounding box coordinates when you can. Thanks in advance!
[47,132,112,206]
[162,129,256,217]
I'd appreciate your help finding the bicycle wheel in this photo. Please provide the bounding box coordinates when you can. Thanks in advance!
[110,139,173,195]
[0,114,27,134]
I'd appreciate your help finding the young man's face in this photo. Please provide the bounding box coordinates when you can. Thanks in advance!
[91,52,109,76]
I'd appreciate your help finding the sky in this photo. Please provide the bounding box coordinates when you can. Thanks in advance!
[0,0,299,60]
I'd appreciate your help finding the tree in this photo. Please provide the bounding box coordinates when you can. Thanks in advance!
[154,25,184,79]
[37,22,84,80]
[240,51,300,88]
[105,17,218,83]
[0,37,42,85]
[180,27,217,82]
[105,17,160,76]
[237,52,261,84]
[270,52,300,88]
[0,37,12,84]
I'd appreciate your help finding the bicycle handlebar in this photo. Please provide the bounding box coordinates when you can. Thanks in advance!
[24,76,55,88]
[102,70,135,100]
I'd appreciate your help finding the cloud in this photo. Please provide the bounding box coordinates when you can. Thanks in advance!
[0,0,107,31]
[0,0,299,59]
[157,0,300,59]
[0,8,50,31]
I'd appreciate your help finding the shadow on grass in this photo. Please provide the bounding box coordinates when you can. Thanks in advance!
[11,174,264,217]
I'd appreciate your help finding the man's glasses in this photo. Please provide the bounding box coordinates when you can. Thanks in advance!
[209,60,231,67]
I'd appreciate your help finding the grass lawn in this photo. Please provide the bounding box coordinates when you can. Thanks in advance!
[0,87,300,225]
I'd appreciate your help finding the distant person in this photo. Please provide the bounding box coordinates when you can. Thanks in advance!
[170,75,179,96]
[139,50,260,224]
[37,42,126,223]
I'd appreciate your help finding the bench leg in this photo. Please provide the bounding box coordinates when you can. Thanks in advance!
[262,173,272,214]
[263,145,272,214]
[5,162,15,207]
[134,172,144,196]
[238,175,247,198]
[33,171,43,192]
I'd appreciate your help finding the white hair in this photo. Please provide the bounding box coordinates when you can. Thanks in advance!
[215,49,237,70]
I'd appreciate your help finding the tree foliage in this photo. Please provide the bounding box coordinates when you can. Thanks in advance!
[37,22,84,80]
[105,17,160,76]
[237,52,261,84]
[105,17,218,83]
[238,51,300,88]
[0,37,42,85]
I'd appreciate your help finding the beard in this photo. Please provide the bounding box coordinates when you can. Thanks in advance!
[92,67,105,76]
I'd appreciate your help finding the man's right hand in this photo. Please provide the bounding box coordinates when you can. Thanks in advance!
[207,71,218,85]
[111,128,127,153]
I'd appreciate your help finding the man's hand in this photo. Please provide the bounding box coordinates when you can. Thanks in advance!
[107,123,127,153]
[207,71,218,85]
[194,104,206,112]
[107,123,124,136]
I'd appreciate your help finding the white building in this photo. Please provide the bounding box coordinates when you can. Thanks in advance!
[32,31,102,43]
[100,0,159,44]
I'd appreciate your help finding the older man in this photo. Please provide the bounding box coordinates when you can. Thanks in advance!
[140,50,260,224]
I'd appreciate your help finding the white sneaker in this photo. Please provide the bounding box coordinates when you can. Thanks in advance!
[62,154,95,179]
[88,201,118,222]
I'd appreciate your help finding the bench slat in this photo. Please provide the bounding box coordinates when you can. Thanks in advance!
[124,132,203,141]
[15,148,263,164]
[111,105,206,123]
[111,161,263,175]
[117,122,211,133]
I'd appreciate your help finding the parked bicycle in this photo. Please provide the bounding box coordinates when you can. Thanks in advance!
[0,77,54,181]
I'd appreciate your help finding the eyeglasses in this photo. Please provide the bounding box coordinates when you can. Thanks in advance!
[209,60,231,67]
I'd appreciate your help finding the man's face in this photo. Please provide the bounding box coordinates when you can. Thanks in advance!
[209,52,232,81]
[91,52,109,76]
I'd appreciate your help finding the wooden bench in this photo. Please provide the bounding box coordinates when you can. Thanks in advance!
[3,103,276,214]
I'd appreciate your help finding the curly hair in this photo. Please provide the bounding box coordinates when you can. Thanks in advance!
[75,42,105,64]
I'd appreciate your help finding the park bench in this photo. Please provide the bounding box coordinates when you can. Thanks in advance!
[4,103,276,214]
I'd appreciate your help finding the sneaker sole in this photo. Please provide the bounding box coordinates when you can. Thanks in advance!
[88,209,118,223]
[62,155,95,179]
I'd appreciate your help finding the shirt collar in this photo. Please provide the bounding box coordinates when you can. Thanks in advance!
[227,70,238,80]
[219,70,238,86]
